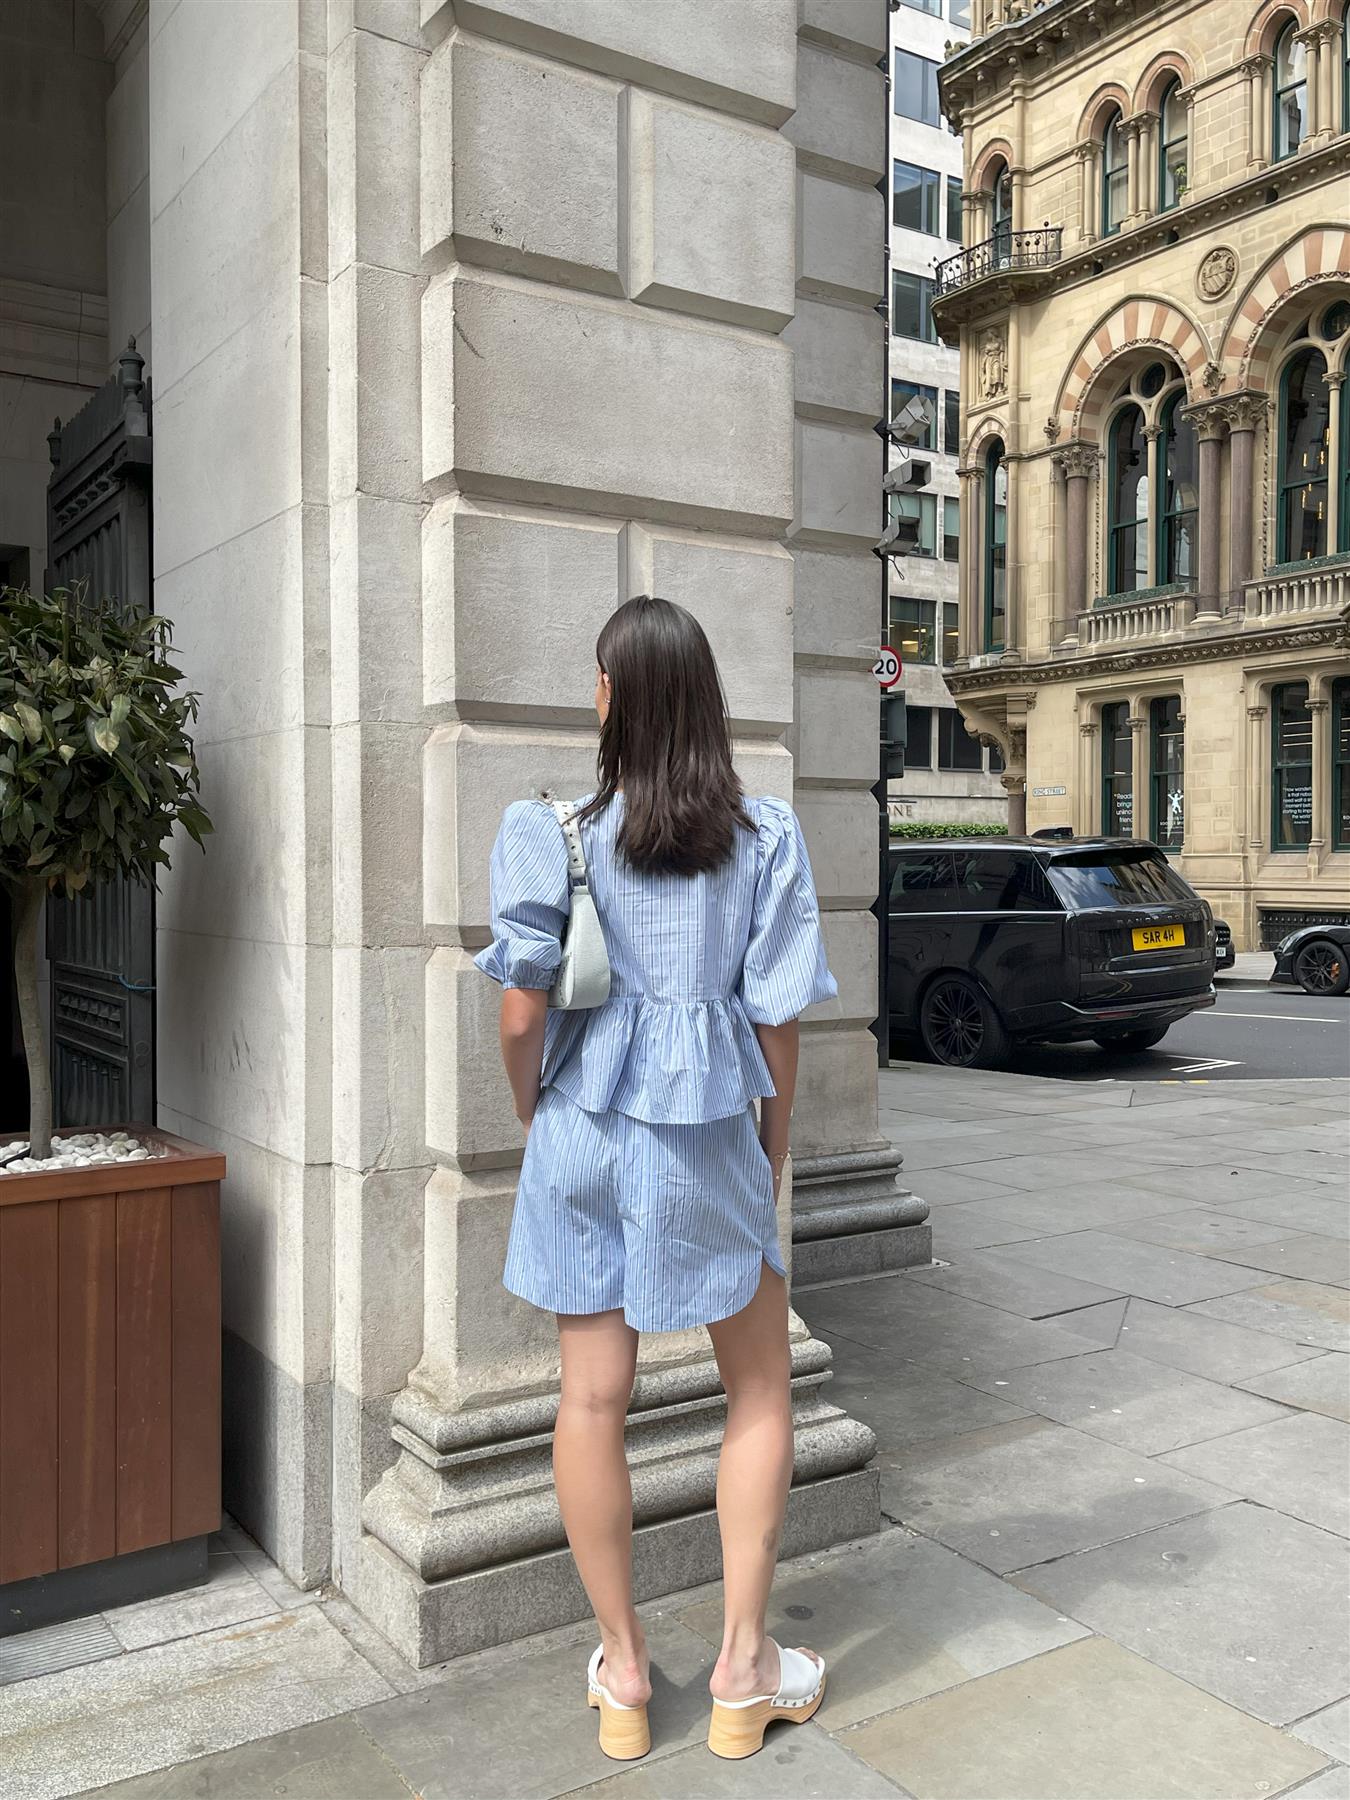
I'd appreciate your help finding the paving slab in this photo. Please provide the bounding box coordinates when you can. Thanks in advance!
[961,1347,1292,1455]
[83,1715,414,1799]
[1127,1166,1338,1209]
[0,1608,393,1800]
[1223,1151,1349,1188]
[838,1635,1329,1800]
[892,1168,1022,1208]
[1279,1766,1350,1799]
[996,1230,1273,1307]
[1011,1501,1350,1727]
[1157,1411,1350,1538]
[355,1613,717,1800]
[1212,1236,1350,1287]
[568,1728,912,1798]
[1108,1209,1312,1253]
[824,1345,1036,1454]
[1042,1297,1129,1347]
[875,1413,1235,1575]
[943,1152,1179,1194]
[675,1527,1088,1732]
[1236,1352,1350,1421]
[1211,1194,1350,1242]
[797,1277,1102,1379]
[905,1248,1124,1319]
[1113,1296,1328,1383]
[1289,1698,1350,1764]
[1185,1282,1350,1351]
[953,1184,1202,1239]
[103,1555,280,1653]
[927,1209,1045,1255]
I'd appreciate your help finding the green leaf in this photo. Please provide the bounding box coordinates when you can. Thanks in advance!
[14,702,43,744]
[88,716,120,756]
[51,698,74,722]
[0,714,23,743]
[58,743,76,764]
[109,693,131,728]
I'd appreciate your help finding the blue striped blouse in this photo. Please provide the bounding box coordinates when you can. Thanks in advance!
[473,792,838,1124]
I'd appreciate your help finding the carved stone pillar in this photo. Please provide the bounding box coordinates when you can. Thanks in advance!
[1123,117,1142,221]
[1129,711,1149,840]
[1077,719,1097,835]
[1143,422,1163,588]
[1193,411,1226,623]
[1247,703,1270,860]
[1296,26,1322,140]
[1243,56,1270,167]
[1074,142,1096,244]
[1002,773,1027,834]
[1219,393,1268,609]
[1326,371,1345,552]
[1053,441,1098,642]
[1308,691,1331,872]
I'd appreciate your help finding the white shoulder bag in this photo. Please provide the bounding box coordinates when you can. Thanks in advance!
[547,799,612,1011]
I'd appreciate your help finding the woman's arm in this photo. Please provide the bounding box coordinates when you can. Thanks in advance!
[754,1018,799,1200]
[500,988,549,1128]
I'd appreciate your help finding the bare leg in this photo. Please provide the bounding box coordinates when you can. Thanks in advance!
[554,1308,651,1707]
[705,1260,817,1701]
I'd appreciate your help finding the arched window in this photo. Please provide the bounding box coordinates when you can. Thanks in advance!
[1158,78,1187,210]
[989,159,1013,262]
[983,438,1007,650]
[1273,21,1307,161]
[1158,392,1198,585]
[1101,109,1127,235]
[1278,347,1330,562]
[1107,404,1149,593]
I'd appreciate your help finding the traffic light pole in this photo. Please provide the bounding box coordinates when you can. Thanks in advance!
[872,28,892,1069]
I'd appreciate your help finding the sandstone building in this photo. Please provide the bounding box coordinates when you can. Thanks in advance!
[935,0,1350,948]
[1,0,929,1663]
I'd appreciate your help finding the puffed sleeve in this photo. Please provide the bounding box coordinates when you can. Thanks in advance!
[737,798,838,1026]
[473,800,570,990]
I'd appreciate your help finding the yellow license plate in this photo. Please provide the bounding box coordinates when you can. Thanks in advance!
[1132,923,1184,952]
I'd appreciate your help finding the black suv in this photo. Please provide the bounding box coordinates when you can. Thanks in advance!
[888,836,1216,1067]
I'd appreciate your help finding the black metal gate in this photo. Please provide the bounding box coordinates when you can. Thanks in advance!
[43,341,155,1126]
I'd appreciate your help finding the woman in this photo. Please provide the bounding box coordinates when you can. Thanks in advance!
[474,595,837,1763]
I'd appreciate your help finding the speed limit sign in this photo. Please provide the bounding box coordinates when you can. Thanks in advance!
[873,645,902,689]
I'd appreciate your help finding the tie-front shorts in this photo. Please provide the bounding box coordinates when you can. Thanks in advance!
[503,1084,787,1333]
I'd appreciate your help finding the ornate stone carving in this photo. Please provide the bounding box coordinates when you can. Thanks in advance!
[1052,441,1100,480]
[1213,391,1269,433]
[1044,414,1061,442]
[1197,246,1238,300]
[1201,359,1224,394]
[980,328,1008,399]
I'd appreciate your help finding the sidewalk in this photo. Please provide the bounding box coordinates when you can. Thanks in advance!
[1215,949,1277,988]
[3,1065,1346,1799]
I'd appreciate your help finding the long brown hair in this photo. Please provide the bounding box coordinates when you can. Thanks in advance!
[578,595,753,876]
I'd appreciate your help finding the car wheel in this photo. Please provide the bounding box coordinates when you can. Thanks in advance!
[1292,938,1350,997]
[919,975,1008,1069]
[1092,1025,1171,1052]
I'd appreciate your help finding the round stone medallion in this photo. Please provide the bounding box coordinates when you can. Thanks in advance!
[1197,247,1238,300]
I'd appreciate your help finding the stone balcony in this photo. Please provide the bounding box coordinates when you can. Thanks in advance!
[1072,555,1347,654]
[1244,554,1350,622]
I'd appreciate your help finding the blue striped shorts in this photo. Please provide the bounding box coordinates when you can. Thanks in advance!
[503,1085,788,1333]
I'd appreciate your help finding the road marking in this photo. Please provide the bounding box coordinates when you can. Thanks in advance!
[1168,1058,1242,1073]
[1205,1010,1344,1024]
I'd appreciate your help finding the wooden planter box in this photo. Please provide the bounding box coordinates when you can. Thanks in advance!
[0,1128,225,1635]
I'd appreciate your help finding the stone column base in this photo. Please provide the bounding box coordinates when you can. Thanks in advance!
[357,1334,879,1666]
[791,1145,932,1282]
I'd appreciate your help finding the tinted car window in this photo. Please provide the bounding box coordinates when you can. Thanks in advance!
[1046,851,1196,909]
[954,849,1061,911]
[889,850,956,909]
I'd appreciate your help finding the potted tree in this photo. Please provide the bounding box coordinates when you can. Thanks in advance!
[0,586,226,1630]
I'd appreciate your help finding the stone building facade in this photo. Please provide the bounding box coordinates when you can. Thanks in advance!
[885,0,1009,826]
[934,0,1350,947]
[1,0,931,1664]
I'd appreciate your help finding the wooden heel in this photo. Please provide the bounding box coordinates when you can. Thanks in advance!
[595,1693,651,1760]
[708,1698,773,1760]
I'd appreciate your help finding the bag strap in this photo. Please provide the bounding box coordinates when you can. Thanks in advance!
[550,799,588,888]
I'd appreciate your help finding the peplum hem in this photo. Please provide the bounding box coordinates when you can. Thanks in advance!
[547,993,778,1125]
